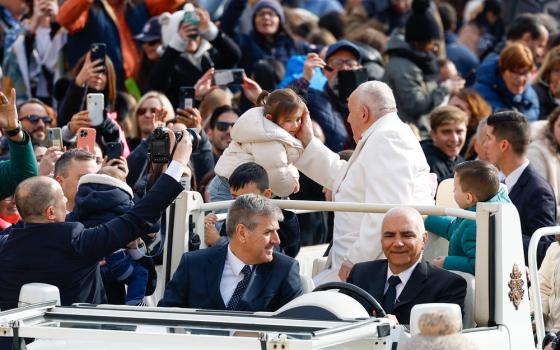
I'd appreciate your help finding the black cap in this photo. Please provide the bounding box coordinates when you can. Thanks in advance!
[135,17,161,43]
[325,40,362,62]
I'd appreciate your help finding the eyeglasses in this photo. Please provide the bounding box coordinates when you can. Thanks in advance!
[327,58,360,70]
[507,69,531,80]
[256,10,278,18]
[215,121,235,131]
[138,107,159,116]
[20,115,52,124]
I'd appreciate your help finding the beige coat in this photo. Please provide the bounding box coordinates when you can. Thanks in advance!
[539,242,560,331]
[214,107,303,197]
[527,136,560,223]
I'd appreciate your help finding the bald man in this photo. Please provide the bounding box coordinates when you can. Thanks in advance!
[0,131,192,311]
[295,81,434,283]
[347,207,467,325]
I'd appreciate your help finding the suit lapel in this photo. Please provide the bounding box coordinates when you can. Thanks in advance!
[508,165,531,203]
[205,245,228,309]
[393,262,428,309]
[370,260,388,301]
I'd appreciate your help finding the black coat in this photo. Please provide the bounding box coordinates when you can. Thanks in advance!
[0,174,182,311]
[158,244,303,311]
[509,164,556,267]
[533,81,559,121]
[149,31,241,108]
[421,139,464,183]
[347,260,467,324]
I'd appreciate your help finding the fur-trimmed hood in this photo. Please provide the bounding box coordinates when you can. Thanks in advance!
[231,107,304,149]
[69,174,134,226]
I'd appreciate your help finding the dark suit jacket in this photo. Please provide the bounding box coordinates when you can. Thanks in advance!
[347,260,467,324]
[158,244,304,312]
[509,164,556,267]
[0,174,183,311]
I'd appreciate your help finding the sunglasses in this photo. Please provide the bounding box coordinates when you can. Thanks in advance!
[138,107,159,116]
[20,115,52,124]
[215,121,235,131]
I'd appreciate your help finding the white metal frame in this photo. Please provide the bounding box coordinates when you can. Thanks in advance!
[528,226,560,349]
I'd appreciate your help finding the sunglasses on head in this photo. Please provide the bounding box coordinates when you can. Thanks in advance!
[215,121,235,131]
[20,114,52,124]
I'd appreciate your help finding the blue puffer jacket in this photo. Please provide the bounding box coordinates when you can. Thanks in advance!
[425,184,511,274]
[67,173,158,234]
[474,55,540,122]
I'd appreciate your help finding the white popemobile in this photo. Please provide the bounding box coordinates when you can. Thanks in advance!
[0,190,553,349]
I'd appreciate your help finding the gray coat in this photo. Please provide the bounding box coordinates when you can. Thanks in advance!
[383,34,449,130]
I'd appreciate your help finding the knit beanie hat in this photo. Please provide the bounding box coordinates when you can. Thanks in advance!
[405,0,441,44]
[252,0,286,26]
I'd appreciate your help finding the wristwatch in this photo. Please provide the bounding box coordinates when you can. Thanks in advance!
[5,122,22,137]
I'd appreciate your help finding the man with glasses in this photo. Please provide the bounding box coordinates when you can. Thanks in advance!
[17,98,53,145]
[207,105,239,163]
[300,40,363,152]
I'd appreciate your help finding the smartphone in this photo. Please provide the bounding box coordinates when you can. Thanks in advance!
[47,128,63,150]
[90,43,106,64]
[179,87,195,109]
[183,11,200,27]
[87,93,104,127]
[213,69,245,86]
[76,127,97,154]
[105,142,123,160]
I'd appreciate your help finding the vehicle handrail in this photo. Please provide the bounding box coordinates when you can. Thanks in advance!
[528,226,560,349]
[196,199,476,220]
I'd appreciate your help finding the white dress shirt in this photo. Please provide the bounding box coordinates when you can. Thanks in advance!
[384,259,421,300]
[505,160,530,193]
[219,245,252,305]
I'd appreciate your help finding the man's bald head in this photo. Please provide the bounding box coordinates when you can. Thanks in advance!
[381,207,427,274]
[15,176,61,222]
[382,206,425,233]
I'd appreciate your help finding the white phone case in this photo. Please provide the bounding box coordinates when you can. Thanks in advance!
[87,93,104,127]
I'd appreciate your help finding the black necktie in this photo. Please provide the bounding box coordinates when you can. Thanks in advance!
[226,265,252,310]
[382,275,401,313]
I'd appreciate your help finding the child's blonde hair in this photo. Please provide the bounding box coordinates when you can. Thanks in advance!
[256,88,306,123]
[98,166,127,182]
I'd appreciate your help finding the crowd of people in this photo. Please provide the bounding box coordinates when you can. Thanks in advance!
[1,0,560,344]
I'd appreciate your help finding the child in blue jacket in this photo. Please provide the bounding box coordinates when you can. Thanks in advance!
[426,160,511,274]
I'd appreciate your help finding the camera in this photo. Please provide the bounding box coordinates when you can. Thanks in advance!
[544,331,560,349]
[148,127,200,164]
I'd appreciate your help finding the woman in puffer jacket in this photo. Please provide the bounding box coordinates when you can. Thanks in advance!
[210,88,305,201]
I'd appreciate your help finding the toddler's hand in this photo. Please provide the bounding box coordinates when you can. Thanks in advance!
[292,181,300,194]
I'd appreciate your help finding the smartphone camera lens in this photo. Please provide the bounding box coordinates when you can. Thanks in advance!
[80,130,87,137]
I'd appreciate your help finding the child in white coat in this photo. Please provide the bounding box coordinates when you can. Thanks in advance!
[210,88,306,201]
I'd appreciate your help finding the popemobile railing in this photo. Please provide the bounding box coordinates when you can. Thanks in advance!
[528,227,560,349]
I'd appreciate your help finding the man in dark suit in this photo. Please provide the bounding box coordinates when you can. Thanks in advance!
[347,207,467,325]
[0,130,192,311]
[485,111,556,266]
[159,194,303,311]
